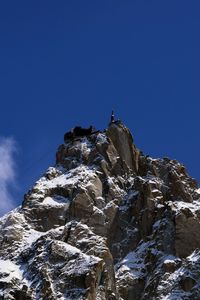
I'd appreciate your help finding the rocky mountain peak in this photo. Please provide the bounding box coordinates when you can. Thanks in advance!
[56,121,139,175]
[1,122,200,299]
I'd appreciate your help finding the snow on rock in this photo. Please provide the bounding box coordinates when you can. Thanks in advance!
[115,242,149,279]
[0,260,22,282]
[96,133,108,144]
[42,196,70,207]
[34,164,96,193]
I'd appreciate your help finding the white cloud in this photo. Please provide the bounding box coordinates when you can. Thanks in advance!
[0,137,17,216]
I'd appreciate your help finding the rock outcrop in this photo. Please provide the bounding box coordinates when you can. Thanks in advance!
[0,121,200,299]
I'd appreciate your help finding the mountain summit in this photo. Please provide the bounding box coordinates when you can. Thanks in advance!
[1,121,200,299]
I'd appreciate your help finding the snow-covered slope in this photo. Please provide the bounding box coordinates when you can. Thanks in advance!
[1,121,200,299]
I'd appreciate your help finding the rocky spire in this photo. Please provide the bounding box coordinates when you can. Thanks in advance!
[0,122,199,299]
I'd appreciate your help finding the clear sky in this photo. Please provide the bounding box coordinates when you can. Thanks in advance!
[1,0,200,215]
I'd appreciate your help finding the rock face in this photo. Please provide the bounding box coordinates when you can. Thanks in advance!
[1,121,200,299]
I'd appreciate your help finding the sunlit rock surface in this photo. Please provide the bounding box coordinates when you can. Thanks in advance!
[0,121,200,299]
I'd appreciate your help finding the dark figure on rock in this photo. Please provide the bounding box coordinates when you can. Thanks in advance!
[111,110,115,123]
[73,126,93,137]
[64,125,94,142]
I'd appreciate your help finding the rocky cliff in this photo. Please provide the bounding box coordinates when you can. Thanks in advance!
[1,121,200,300]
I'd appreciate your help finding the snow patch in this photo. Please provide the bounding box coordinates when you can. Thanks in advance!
[187,251,200,263]
[0,260,22,282]
[96,133,108,144]
[23,229,44,246]
[168,200,200,215]
[116,242,152,279]
[35,165,96,193]
[42,196,69,207]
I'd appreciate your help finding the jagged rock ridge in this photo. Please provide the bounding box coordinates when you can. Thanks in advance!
[1,121,200,299]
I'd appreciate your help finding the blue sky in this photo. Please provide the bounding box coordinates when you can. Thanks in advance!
[1,0,200,215]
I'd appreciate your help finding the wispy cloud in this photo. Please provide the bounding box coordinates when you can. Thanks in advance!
[0,137,17,216]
